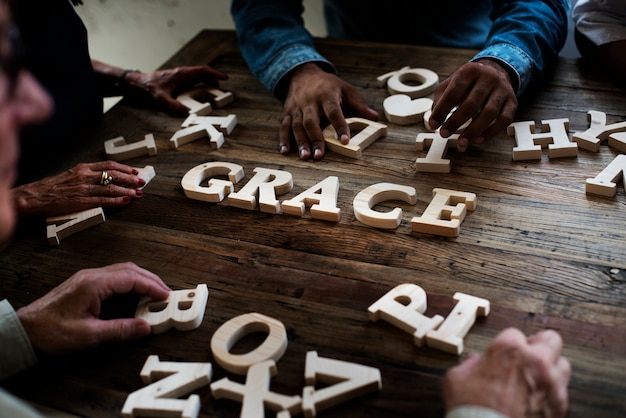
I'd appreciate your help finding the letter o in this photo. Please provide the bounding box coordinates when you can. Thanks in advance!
[210,312,288,375]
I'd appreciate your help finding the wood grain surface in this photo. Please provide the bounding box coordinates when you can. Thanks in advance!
[1,30,625,418]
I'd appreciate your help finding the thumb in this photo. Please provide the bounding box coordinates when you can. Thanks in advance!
[94,318,152,344]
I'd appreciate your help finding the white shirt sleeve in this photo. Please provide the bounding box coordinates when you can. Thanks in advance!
[572,0,626,45]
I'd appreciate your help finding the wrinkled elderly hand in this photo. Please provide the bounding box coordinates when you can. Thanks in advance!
[429,59,518,149]
[124,65,229,114]
[280,63,379,160]
[13,161,146,217]
[17,262,170,356]
[443,327,571,418]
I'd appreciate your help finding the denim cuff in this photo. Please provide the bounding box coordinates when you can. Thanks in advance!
[472,42,535,96]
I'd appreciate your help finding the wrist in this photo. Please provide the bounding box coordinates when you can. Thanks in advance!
[115,69,141,90]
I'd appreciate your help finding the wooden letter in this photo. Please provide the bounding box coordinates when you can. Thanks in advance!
[410,188,477,237]
[415,132,465,173]
[181,162,244,203]
[383,94,432,125]
[211,360,302,418]
[585,154,626,197]
[176,86,234,115]
[228,167,294,213]
[46,208,105,246]
[121,355,212,418]
[323,118,387,159]
[608,131,626,153]
[377,66,439,98]
[572,110,626,152]
[170,114,237,149]
[353,183,417,229]
[135,165,156,190]
[210,313,288,375]
[507,118,576,160]
[104,134,157,162]
[425,292,490,355]
[135,284,209,334]
[301,351,382,418]
[281,176,341,222]
[367,283,444,346]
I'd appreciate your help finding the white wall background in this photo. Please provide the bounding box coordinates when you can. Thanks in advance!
[75,0,326,71]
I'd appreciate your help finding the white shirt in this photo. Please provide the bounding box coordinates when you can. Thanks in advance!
[572,0,626,45]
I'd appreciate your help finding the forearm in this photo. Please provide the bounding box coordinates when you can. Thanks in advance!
[473,0,569,95]
[231,0,333,96]
[91,59,141,97]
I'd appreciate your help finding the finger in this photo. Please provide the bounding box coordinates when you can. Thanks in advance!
[457,93,502,144]
[176,65,229,83]
[99,262,171,299]
[322,97,350,144]
[279,115,293,155]
[343,86,379,122]
[302,105,325,160]
[92,317,152,345]
[430,76,472,135]
[527,329,564,363]
[290,109,311,160]
[480,97,517,140]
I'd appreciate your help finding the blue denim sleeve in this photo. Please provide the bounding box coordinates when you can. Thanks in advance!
[471,0,569,96]
[231,0,334,97]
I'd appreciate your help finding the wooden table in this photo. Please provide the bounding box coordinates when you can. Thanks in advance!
[1,30,625,418]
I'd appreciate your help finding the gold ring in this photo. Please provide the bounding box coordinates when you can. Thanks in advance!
[100,171,113,186]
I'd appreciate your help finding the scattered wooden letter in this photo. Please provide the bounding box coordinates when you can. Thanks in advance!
[302,351,382,418]
[425,292,490,355]
[608,131,626,153]
[377,66,439,98]
[507,118,576,160]
[383,94,433,125]
[572,110,626,152]
[211,360,302,418]
[121,355,212,418]
[411,188,477,237]
[176,86,234,115]
[181,162,244,203]
[104,134,157,162]
[415,132,465,173]
[46,208,105,246]
[135,165,156,190]
[323,118,387,159]
[170,114,237,149]
[368,283,444,346]
[210,313,288,375]
[353,183,417,229]
[585,154,626,197]
[281,176,341,222]
[135,284,209,334]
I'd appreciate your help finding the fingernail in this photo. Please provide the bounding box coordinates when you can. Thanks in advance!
[138,178,146,186]
[339,133,349,144]
[440,128,450,138]
[314,149,323,160]
[299,148,308,159]
[280,145,288,154]
[135,190,143,197]
[458,137,469,148]
[429,119,440,130]
[132,169,139,175]
[122,196,131,203]
[475,137,485,144]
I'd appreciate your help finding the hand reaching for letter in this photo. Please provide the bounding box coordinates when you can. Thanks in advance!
[443,327,571,418]
[12,161,146,217]
[280,63,379,160]
[429,59,518,149]
[123,65,229,115]
[16,262,170,356]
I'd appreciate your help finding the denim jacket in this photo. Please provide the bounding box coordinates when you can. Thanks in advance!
[231,0,569,98]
